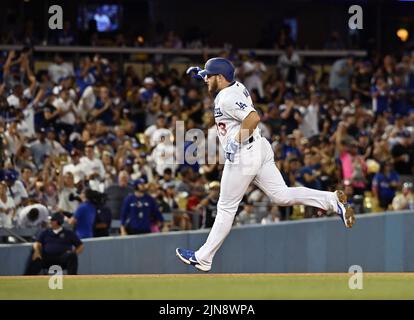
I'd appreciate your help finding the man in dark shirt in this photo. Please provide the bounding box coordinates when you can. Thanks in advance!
[197,181,220,229]
[279,93,303,134]
[120,178,164,235]
[392,131,414,175]
[104,170,133,219]
[24,213,84,275]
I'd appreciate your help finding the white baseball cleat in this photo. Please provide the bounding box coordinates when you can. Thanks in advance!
[335,190,356,228]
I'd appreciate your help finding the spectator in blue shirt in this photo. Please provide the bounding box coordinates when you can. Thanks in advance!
[372,162,400,210]
[120,178,164,235]
[24,212,84,275]
[91,86,114,126]
[140,77,156,103]
[69,188,97,239]
[297,150,322,190]
[390,75,409,116]
[281,134,301,160]
[371,77,390,115]
[55,21,76,46]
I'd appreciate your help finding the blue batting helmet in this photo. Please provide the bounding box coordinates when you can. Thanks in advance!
[199,57,235,82]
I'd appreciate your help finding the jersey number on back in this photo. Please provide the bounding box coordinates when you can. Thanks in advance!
[216,122,227,136]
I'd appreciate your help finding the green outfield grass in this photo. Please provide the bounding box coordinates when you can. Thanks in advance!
[1,273,414,299]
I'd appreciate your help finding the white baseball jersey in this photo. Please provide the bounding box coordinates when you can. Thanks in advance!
[213,81,261,149]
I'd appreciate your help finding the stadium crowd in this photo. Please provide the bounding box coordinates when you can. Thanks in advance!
[1,39,414,242]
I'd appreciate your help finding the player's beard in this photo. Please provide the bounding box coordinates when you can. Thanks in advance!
[208,77,219,95]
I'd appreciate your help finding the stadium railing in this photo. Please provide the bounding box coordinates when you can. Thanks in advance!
[0,45,367,58]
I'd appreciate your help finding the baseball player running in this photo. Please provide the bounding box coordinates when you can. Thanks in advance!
[176,57,355,272]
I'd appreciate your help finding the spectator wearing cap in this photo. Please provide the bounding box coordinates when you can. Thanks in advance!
[79,141,106,180]
[281,134,301,159]
[391,130,414,175]
[58,129,73,153]
[29,127,53,170]
[392,182,414,210]
[69,188,97,239]
[162,181,179,212]
[0,180,16,229]
[57,170,80,216]
[120,178,164,235]
[122,156,135,176]
[104,170,133,220]
[91,86,114,126]
[196,181,220,229]
[161,180,190,231]
[63,149,85,184]
[140,77,156,104]
[24,212,84,275]
[5,170,28,208]
[16,203,49,229]
[372,162,400,210]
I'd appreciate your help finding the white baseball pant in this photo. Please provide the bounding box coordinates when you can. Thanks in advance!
[195,136,339,268]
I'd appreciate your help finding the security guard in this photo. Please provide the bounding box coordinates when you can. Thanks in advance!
[24,212,84,275]
[120,178,164,235]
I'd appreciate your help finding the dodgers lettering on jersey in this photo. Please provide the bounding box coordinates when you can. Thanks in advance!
[213,81,260,149]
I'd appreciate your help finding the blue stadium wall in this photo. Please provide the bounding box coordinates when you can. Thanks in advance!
[1,211,414,275]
